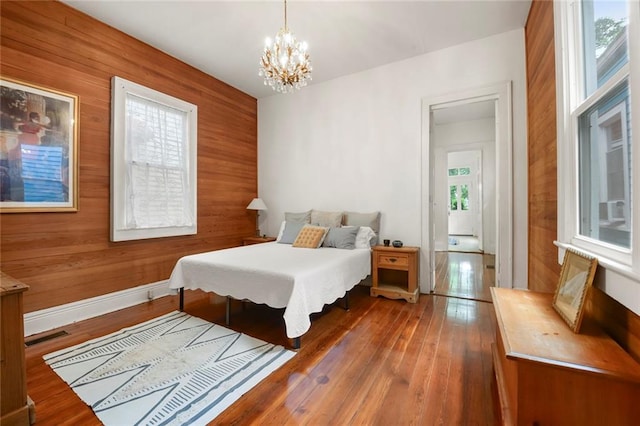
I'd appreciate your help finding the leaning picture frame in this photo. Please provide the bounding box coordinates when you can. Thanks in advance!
[552,248,598,333]
[0,77,79,212]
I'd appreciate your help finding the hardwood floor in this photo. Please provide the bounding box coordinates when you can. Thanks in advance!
[435,252,495,302]
[25,286,500,425]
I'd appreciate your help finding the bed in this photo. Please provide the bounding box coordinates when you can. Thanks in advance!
[167,241,372,347]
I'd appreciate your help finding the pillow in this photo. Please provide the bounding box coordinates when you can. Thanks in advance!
[346,226,377,249]
[285,210,311,223]
[323,226,359,249]
[292,225,329,248]
[343,211,381,234]
[311,210,343,227]
[275,220,286,242]
[278,221,306,244]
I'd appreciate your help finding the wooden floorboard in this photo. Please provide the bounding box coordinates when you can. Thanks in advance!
[25,273,500,425]
[435,252,495,302]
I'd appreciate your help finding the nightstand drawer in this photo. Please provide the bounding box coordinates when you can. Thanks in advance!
[377,253,409,268]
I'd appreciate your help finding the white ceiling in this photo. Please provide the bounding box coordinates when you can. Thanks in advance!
[62,0,531,99]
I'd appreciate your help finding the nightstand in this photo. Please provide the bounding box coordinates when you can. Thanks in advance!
[370,245,419,303]
[243,236,276,246]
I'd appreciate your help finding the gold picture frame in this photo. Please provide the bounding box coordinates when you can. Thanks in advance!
[552,248,598,333]
[0,77,79,212]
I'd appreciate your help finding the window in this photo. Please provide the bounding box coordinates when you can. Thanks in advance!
[448,167,470,176]
[449,184,470,212]
[555,0,639,267]
[110,77,197,242]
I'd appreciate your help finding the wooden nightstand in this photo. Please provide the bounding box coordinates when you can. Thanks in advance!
[370,245,419,303]
[243,236,276,246]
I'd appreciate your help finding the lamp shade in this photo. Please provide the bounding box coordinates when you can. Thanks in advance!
[246,198,268,211]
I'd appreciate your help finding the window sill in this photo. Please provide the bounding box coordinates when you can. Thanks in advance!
[554,240,638,282]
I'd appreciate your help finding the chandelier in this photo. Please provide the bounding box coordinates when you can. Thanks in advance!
[259,0,312,93]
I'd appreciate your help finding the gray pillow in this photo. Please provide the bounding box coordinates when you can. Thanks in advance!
[322,226,360,249]
[343,211,381,234]
[284,210,311,223]
[311,210,343,227]
[278,221,306,244]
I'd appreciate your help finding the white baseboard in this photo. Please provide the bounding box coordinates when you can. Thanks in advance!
[24,280,175,337]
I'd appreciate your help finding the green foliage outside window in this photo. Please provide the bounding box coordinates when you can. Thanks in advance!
[450,185,458,210]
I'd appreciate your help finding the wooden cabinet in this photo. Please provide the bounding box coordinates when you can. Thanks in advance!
[1,272,31,426]
[242,236,276,246]
[370,245,419,303]
[491,287,640,425]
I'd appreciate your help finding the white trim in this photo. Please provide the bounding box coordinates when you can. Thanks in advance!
[421,82,513,293]
[24,280,175,337]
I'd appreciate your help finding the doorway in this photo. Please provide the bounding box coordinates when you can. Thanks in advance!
[420,82,513,295]
[447,150,483,253]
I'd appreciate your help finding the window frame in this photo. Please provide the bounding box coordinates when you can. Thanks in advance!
[110,76,198,242]
[554,0,640,314]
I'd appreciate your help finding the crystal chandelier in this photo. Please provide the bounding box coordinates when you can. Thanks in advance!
[259,0,312,93]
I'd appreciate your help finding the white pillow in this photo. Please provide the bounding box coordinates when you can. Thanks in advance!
[345,226,377,249]
[275,220,286,242]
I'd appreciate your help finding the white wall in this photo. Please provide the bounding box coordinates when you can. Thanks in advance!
[258,28,527,287]
[433,118,496,253]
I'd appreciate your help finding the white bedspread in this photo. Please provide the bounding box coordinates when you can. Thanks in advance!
[168,242,371,338]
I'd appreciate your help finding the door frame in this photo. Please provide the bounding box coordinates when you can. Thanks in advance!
[420,82,513,293]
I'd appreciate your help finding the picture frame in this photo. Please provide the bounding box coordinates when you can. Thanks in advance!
[552,248,598,333]
[0,77,78,212]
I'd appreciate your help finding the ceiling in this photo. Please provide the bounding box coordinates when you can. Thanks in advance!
[62,1,531,99]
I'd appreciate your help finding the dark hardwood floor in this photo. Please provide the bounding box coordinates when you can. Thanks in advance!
[435,252,495,302]
[25,272,500,424]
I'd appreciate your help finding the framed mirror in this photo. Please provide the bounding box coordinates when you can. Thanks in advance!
[553,249,598,333]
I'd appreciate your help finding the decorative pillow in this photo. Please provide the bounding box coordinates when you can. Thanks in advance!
[346,226,377,249]
[292,225,329,248]
[311,210,343,227]
[343,211,381,234]
[278,221,306,244]
[284,210,311,223]
[323,226,359,249]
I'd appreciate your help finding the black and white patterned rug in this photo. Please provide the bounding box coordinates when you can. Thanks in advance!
[44,311,295,425]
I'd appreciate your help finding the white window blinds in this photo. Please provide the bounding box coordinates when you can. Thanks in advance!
[125,94,193,229]
[111,77,197,241]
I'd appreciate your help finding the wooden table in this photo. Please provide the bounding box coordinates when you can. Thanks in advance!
[370,245,419,303]
[1,272,32,425]
[491,287,640,425]
[242,236,276,246]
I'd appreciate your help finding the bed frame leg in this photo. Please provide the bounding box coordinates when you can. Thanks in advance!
[179,288,184,311]
[343,292,350,310]
[225,297,231,325]
[292,337,300,350]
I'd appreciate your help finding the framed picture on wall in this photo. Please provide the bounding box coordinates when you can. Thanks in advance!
[0,77,79,212]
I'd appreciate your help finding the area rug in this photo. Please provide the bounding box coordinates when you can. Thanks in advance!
[44,311,295,425]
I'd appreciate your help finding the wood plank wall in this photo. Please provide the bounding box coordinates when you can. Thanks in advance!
[525,0,640,362]
[525,0,560,293]
[0,1,257,313]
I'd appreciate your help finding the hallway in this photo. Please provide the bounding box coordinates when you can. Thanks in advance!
[434,251,495,302]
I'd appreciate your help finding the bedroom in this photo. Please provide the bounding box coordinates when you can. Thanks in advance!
[1,0,639,424]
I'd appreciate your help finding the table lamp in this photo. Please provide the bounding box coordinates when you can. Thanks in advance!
[246,198,267,237]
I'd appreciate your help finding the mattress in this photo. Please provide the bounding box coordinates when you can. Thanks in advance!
[168,242,371,338]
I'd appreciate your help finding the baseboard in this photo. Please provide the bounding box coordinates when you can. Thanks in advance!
[24,280,175,337]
